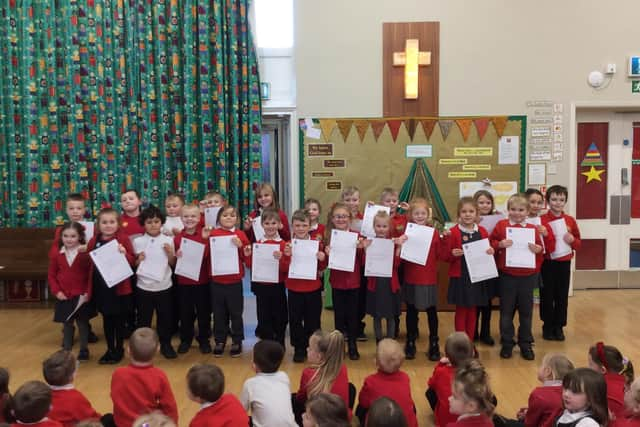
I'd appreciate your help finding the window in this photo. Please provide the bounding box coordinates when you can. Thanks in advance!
[254,0,293,49]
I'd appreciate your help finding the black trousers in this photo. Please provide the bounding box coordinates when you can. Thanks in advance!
[540,260,571,330]
[179,285,211,345]
[332,288,360,341]
[406,304,438,340]
[288,289,322,352]
[137,288,174,346]
[254,282,288,345]
[210,281,244,344]
[102,313,126,352]
[499,273,537,348]
[357,270,368,334]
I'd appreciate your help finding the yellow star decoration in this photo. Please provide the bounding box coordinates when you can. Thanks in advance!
[581,166,605,183]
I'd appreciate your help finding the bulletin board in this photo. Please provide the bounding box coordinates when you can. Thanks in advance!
[299,116,526,220]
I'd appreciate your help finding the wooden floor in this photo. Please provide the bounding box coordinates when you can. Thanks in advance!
[1,289,639,427]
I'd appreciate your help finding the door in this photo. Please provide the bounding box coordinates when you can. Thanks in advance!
[260,115,291,214]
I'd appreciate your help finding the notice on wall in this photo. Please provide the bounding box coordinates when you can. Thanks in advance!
[462,164,492,171]
[453,147,493,157]
[308,144,333,157]
[439,158,468,165]
[528,163,546,186]
[326,181,342,190]
[323,159,346,168]
[448,171,477,179]
[498,136,520,164]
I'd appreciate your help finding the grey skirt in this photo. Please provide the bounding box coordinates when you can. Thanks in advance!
[402,283,438,309]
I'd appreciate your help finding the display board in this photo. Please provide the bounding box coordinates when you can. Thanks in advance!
[300,116,526,219]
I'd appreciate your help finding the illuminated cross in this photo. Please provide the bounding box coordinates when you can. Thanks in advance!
[393,39,431,99]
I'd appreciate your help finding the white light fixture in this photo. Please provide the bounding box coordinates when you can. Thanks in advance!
[588,71,605,88]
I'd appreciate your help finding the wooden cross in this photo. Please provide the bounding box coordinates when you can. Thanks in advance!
[393,39,431,99]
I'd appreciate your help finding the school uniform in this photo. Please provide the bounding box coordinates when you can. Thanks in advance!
[611,416,640,427]
[490,219,544,351]
[189,394,249,427]
[427,362,457,427]
[524,381,563,427]
[446,414,494,426]
[120,213,145,240]
[357,370,418,427]
[208,227,250,344]
[296,364,350,412]
[174,228,211,349]
[553,410,599,427]
[111,363,178,427]
[309,223,325,242]
[540,211,580,337]
[247,208,291,242]
[240,371,297,427]
[350,212,369,336]
[119,213,144,333]
[49,385,101,427]
[390,212,408,238]
[329,245,363,343]
[605,372,626,419]
[366,245,401,340]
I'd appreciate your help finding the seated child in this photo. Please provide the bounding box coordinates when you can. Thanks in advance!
[240,340,296,427]
[357,339,417,427]
[611,376,640,426]
[554,368,608,427]
[10,381,63,427]
[132,413,176,427]
[365,397,409,427]
[43,351,101,427]
[302,393,350,427]
[588,341,634,419]
[110,328,178,427]
[447,360,495,426]
[187,364,249,427]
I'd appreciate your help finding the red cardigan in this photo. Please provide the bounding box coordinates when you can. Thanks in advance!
[606,372,627,419]
[189,394,249,427]
[245,238,288,283]
[541,211,581,261]
[48,250,91,298]
[282,239,327,292]
[524,384,563,427]
[612,416,640,427]
[49,388,101,427]
[247,209,291,242]
[309,223,326,242]
[174,228,210,285]
[446,414,494,426]
[296,364,350,409]
[490,220,543,276]
[207,228,250,284]
[402,228,441,285]
[111,364,178,427]
[442,225,489,278]
[358,370,418,427]
[428,362,457,427]
[86,232,135,297]
[390,212,408,238]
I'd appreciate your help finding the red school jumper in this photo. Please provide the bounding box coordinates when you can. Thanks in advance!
[489,220,544,276]
[208,228,250,283]
[540,211,581,260]
[428,362,457,427]
[49,387,101,427]
[48,249,91,298]
[358,370,418,427]
[174,227,210,285]
[281,239,327,292]
[296,364,351,418]
[189,394,249,427]
[309,222,325,242]
[523,382,563,427]
[390,212,408,238]
[247,209,291,242]
[446,414,494,426]
[402,227,441,285]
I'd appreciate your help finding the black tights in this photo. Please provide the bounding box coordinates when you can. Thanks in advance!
[406,304,438,340]
[103,314,126,352]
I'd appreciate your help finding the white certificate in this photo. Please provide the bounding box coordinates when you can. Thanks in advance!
[288,239,319,280]
[89,240,134,288]
[328,229,358,272]
[361,204,390,238]
[400,223,434,266]
[505,227,535,268]
[498,136,520,164]
[210,236,240,276]
[251,243,280,283]
[525,216,541,226]
[136,237,170,282]
[549,218,572,259]
[252,216,266,241]
[204,206,221,228]
[175,238,205,281]
[479,214,505,235]
[364,238,394,278]
[79,221,94,241]
[462,238,498,283]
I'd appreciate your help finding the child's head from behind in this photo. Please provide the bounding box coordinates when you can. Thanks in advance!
[42,350,76,386]
[132,412,176,427]
[187,364,224,404]
[252,340,284,374]
[473,190,495,216]
[456,197,477,226]
[380,188,399,213]
[121,189,142,215]
[327,202,351,232]
[255,183,278,210]
[96,208,120,237]
[302,393,350,427]
[407,197,431,225]
[625,377,640,415]
[128,327,159,363]
[341,186,360,215]
[165,194,185,217]
[139,205,166,236]
[538,353,574,383]
[260,208,282,238]
[445,332,474,367]
[304,198,321,224]
[562,368,608,424]
[525,188,545,216]
[58,222,86,248]
[506,193,529,224]
[291,209,311,238]
[11,381,51,423]
[217,206,239,230]
[65,193,87,222]
[449,359,494,417]
[588,342,634,385]
[365,397,408,427]
[376,339,405,374]
[373,210,391,238]
[307,330,344,366]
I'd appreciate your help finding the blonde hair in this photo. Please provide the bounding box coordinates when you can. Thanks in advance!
[376,339,405,373]
[340,186,360,200]
[307,330,345,398]
[627,377,640,410]
[444,332,474,367]
[542,353,574,381]
[132,412,176,427]
[455,359,495,416]
[129,327,158,363]
[507,193,529,210]
[407,197,432,223]
[254,183,279,210]
[380,187,398,202]
[181,204,200,215]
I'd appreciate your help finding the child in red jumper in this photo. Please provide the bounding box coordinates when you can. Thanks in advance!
[187,364,248,427]
[10,381,63,427]
[43,350,101,427]
[119,189,144,241]
[48,222,91,360]
[588,342,634,420]
[207,205,251,357]
[427,332,475,427]
[612,377,640,427]
[305,198,325,241]
[174,204,212,355]
[447,360,495,427]
[243,182,291,242]
[110,328,178,427]
[377,187,409,238]
[357,338,417,427]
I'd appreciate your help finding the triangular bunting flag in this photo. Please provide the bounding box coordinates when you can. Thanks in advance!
[336,120,354,142]
[419,119,437,140]
[474,118,490,141]
[387,120,403,143]
[456,119,473,141]
[492,117,509,138]
[353,120,370,143]
[404,119,418,141]
[438,120,454,141]
[371,120,387,141]
[581,142,605,167]
[319,119,336,142]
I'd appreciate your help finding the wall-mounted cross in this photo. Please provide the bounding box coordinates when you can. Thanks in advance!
[392,39,431,100]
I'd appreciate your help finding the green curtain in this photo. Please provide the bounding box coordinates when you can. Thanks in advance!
[0,0,262,227]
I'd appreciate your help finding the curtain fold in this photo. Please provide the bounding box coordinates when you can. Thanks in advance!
[0,0,262,227]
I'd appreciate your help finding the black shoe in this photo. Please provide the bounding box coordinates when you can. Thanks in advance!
[78,349,90,361]
[112,348,124,363]
[88,331,99,344]
[405,340,417,360]
[554,328,565,341]
[428,338,441,361]
[177,341,191,354]
[161,344,178,359]
[479,335,495,346]
[213,342,225,357]
[356,332,368,342]
[542,325,555,341]
[199,342,212,354]
[230,343,242,357]
[98,350,113,365]
[521,347,535,361]
[348,341,360,361]
[293,348,306,363]
[500,346,513,359]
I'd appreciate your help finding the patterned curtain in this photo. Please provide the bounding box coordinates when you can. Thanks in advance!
[0,0,262,227]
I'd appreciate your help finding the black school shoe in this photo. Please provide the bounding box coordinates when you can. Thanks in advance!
[199,341,212,354]
[499,346,513,359]
[230,342,242,358]
[99,350,121,365]
[520,346,535,361]
[213,342,225,357]
[293,348,306,363]
[404,340,417,360]
[161,344,178,359]
[77,349,90,361]
[542,325,556,341]
[554,327,565,341]
[177,341,191,354]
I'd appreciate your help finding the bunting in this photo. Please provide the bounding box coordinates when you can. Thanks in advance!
[492,117,509,138]
[474,118,490,141]
[438,120,454,141]
[387,120,403,143]
[354,120,370,143]
[336,120,354,142]
[371,120,387,141]
[456,119,473,141]
[419,119,437,140]
[405,118,418,141]
[319,119,336,142]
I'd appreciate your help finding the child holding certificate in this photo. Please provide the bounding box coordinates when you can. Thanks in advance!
[379,187,409,238]
[540,185,581,342]
[397,197,441,361]
[325,202,364,360]
[244,183,291,242]
[490,194,543,361]
[86,208,135,364]
[282,209,327,363]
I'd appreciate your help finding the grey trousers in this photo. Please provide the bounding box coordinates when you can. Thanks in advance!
[499,273,537,348]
